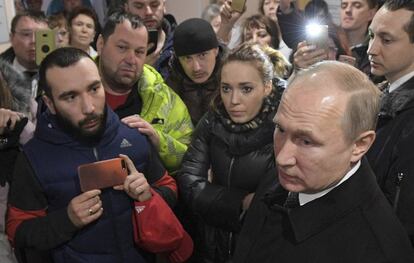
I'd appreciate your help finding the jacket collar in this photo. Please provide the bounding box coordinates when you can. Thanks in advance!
[34,106,120,149]
[379,76,414,118]
[265,158,379,242]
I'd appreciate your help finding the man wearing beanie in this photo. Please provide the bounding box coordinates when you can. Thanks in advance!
[166,18,226,125]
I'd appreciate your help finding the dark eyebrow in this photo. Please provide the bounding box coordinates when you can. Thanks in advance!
[58,80,101,100]
[58,90,77,100]
[295,129,314,138]
[88,80,101,90]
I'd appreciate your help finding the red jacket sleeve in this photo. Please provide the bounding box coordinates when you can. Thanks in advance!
[7,206,46,246]
[132,189,193,263]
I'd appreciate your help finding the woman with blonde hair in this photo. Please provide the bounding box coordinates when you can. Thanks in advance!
[177,43,283,262]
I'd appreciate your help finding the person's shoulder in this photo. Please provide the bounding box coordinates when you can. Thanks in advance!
[0,47,15,63]
[141,64,166,87]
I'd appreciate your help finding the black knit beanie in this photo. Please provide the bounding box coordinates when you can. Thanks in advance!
[173,18,219,57]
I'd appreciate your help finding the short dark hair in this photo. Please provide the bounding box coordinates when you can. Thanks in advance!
[384,0,414,42]
[366,0,380,9]
[11,10,47,33]
[101,11,145,42]
[39,47,92,98]
[67,6,99,31]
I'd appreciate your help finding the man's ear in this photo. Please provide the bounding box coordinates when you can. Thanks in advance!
[42,95,56,115]
[214,47,219,56]
[97,34,104,55]
[350,130,376,163]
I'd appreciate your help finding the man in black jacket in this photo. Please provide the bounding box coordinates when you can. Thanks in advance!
[366,0,414,245]
[166,18,223,125]
[233,61,414,263]
[340,0,378,76]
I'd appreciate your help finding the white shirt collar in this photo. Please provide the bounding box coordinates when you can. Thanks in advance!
[298,160,361,206]
[389,71,414,93]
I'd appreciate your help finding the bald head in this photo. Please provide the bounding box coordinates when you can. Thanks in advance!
[286,61,381,141]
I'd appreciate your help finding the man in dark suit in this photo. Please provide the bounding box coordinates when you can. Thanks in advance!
[233,61,414,263]
[366,0,414,245]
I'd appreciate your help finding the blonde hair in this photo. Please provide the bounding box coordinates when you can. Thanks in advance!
[262,46,291,79]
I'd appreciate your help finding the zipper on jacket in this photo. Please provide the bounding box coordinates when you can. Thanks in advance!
[227,157,235,259]
[93,147,99,161]
[393,172,404,212]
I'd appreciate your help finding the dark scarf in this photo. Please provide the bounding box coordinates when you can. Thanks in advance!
[215,91,278,134]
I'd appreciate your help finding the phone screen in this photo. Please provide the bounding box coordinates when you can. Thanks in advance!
[305,24,329,50]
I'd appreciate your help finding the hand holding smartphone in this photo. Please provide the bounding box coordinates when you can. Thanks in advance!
[78,158,128,192]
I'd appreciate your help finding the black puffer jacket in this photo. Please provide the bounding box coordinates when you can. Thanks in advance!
[177,91,280,263]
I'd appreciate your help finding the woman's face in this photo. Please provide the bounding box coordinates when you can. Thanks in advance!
[220,61,272,123]
[55,26,70,48]
[262,0,280,21]
[210,15,221,34]
[244,26,272,47]
[70,14,95,50]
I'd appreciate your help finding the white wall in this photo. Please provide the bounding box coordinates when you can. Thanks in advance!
[0,0,16,53]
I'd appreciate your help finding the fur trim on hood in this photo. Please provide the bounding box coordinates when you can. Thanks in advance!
[0,59,32,115]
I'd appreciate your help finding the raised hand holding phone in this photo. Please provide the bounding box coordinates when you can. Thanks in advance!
[293,41,327,69]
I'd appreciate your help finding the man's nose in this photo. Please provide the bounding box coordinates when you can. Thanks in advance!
[144,5,153,16]
[81,95,95,115]
[275,139,296,167]
[367,37,378,56]
[124,49,137,64]
[192,59,202,71]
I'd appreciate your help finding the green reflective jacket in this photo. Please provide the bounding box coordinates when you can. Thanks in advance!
[138,65,193,173]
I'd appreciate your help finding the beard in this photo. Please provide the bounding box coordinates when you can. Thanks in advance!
[55,106,107,146]
[99,59,140,94]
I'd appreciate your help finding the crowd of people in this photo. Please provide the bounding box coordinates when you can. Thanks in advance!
[1,0,414,262]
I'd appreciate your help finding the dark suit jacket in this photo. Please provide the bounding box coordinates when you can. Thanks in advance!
[233,159,414,263]
[367,76,414,245]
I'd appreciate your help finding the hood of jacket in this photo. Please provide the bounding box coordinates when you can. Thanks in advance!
[34,106,120,149]
[0,59,31,114]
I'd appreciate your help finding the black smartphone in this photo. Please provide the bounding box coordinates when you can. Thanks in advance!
[35,29,56,66]
[147,29,158,55]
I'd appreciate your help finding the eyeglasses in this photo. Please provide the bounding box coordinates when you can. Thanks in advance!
[13,30,35,39]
